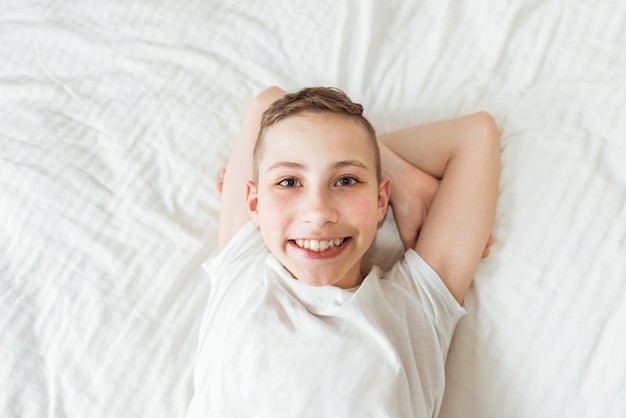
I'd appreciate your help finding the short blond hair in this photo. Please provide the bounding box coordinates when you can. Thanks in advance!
[253,87,380,182]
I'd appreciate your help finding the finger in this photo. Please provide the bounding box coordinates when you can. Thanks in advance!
[216,169,226,193]
[482,235,494,258]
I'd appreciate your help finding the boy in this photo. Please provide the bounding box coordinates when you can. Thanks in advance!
[187,86,500,417]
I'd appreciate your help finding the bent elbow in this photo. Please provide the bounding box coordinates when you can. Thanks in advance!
[474,111,501,147]
[467,112,501,171]
[466,111,501,180]
[253,86,288,110]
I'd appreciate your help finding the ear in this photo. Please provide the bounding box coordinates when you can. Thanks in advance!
[246,181,260,226]
[377,178,391,222]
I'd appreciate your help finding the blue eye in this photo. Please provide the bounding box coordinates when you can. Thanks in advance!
[278,178,301,188]
[336,176,358,186]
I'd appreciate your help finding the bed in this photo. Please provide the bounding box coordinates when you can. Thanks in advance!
[1,0,625,417]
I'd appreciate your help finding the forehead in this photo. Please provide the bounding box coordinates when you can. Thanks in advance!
[260,113,375,166]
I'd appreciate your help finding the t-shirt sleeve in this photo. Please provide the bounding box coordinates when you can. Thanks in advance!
[388,249,467,351]
[202,220,267,287]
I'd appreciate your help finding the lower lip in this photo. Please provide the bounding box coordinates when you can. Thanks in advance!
[288,238,350,259]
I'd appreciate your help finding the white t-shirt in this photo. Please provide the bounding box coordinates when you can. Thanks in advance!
[186,221,466,418]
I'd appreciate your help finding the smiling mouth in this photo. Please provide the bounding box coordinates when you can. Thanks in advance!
[294,238,346,252]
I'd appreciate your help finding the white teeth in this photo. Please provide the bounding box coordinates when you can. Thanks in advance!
[295,238,344,252]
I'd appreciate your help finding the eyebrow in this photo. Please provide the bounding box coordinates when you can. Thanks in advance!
[331,159,369,171]
[267,159,369,172]
[267,161,305,171]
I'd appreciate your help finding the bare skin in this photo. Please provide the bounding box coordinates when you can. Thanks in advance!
[217,86,500,303]
[216,171,494,258]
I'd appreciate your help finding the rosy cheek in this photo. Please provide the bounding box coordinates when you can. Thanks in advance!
[257,193,291,222]
[342,196,379,224]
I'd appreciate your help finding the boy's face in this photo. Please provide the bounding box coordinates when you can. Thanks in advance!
[247,113,390,289]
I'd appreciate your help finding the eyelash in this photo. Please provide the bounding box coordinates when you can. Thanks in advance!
[335,175,359,186]
[277,177,301,188]
[276,175,359,188]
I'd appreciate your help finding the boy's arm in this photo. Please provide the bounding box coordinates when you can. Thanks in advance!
[379,112,501,303]
[217,86,287,252]
[378,143,440,251]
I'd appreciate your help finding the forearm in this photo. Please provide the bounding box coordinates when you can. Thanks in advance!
[379,141,439,208]
[377,139,440,250]
[378,112,497,178]
[218,86,287,250]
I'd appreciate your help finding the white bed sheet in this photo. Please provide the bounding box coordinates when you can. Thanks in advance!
[1,0,625,417]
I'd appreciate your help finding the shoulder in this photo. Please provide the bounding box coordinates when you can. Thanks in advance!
[382,249,467,322]
[203,220,268,282]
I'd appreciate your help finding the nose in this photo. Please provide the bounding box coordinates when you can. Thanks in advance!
[299,186,339,226]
